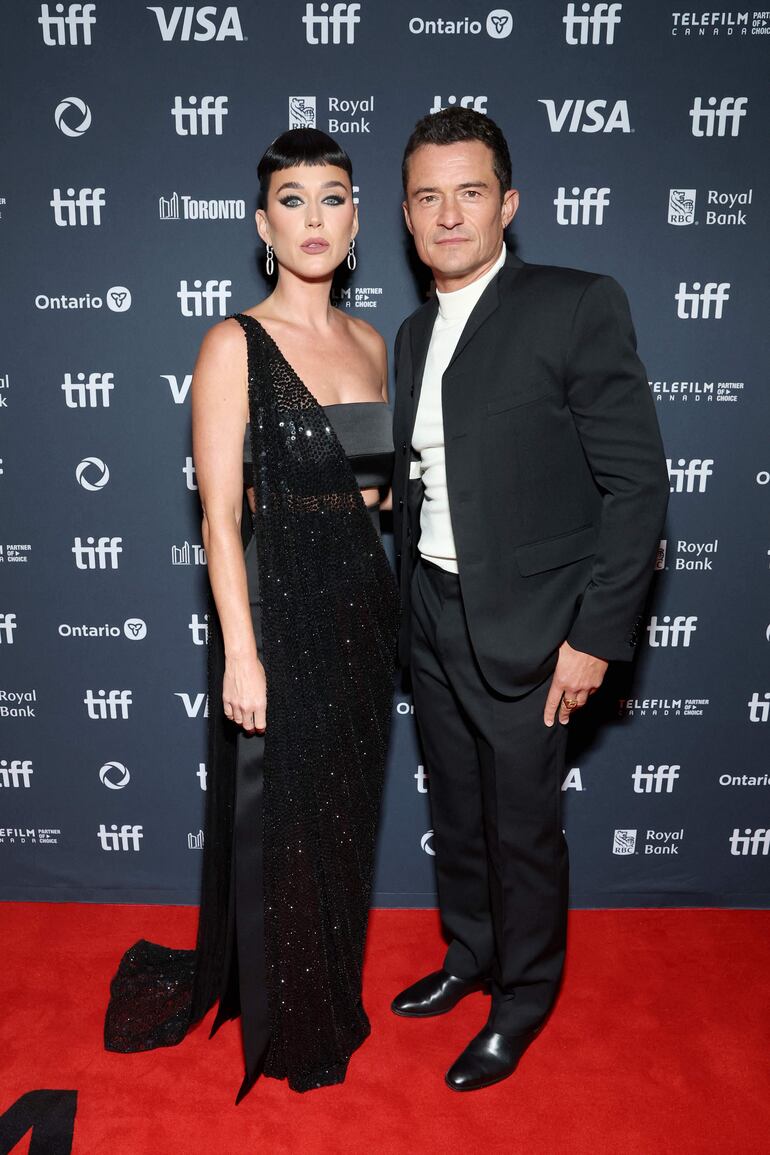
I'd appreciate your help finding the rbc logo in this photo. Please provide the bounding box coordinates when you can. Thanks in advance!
[632,764,680,793]
[539,98,631,133]
[554,186,610,225]
[303,2,361,44]
[563,2,622,44]
[39,3,96,44]
[62,372,114,407]
[675,282,730,319]
[50,187,105,226]
[612,828,636,854]
[0,614,18,644]
[668,188,696,226]
[171,95,228,135]
[667,458,713,493]
[729,829,770,856]
[748,692,770,723]
[430,95,488,115]
[289,96,317,128]
[689,97,747,138]
[147,5,245,40]
[646,616,697,648]
[177,279,232,316]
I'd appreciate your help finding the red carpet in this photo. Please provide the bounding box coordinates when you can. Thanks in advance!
[1,905,768,1154]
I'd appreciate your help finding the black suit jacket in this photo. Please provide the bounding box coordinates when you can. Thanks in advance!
[392,252,669,695]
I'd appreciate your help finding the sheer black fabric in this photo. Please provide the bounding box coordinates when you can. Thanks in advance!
[104,314,399,1094]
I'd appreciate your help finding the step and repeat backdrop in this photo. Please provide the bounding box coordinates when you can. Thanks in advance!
[1,2,768,907]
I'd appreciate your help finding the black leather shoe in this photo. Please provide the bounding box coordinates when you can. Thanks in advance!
[391,969,487,1018]
[445,1025,540,1091]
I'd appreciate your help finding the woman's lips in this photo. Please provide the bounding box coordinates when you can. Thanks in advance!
[301,240,330,252]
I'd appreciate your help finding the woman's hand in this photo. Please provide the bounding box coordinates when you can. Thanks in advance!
[222,652,267,733]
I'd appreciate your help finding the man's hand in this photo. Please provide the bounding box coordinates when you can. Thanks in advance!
[543,641,608,726]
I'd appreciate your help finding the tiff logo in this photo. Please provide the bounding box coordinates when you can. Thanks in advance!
[563,2,622,44]
[415,764,428,793]
[183,456,197,490]
[171,95,228,135]
[39,2,96,44]
[50,187,105,226]
[177,279,232,316]
[690,96,747,138]
[303,2,360,43]
[430,95,488,114]
[667,458,713,493]
[729,828,770,856]
[646,615,697,648]
[0,614,17,644]
[84,689,132,719]
[147,5,244,41]
[748,692,770,723]
[72,536,123,569]
[161,373,192,403]
[175,691,209,717]
[554,186,610,224]
[189,613,209,645]
[0,760,34,788]
[675,282,730,319]
[98,822,143,851]
[633,764,680,793]
[62,371,114,407]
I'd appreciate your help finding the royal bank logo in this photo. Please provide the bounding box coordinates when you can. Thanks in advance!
[98,823,143,851]
[171,95,228,135]
[729,828,770,855]
[71,536,122,569]
[689,96,747,136]
[76,457,110,490]
[99,761,130,789]
[50,187,105,227]
[0,614,18,644]
[189,613,209,645]
[563,2,622,43]
[554,186,610,224]
[632,764,680,793]
[430,95,488,114]
[84,689,132,719]
[748,692,770,723]
[158,191,245,220]
[675,282,730,319]
[148,5,245,40]
[612,828,636,854]
[171,541,207,565]
[289,96,317,128]
[673,539,717,571]
[177,279,232,316]
[39,3,96,44]
[667,457,713,493]
[408,9,513,37]
[0,760,34,789]
[54,97,92,137]
[646,615,698,647]
[303,2,361,43]
[668,188,696,225]
[672,11,749,37]
[538,98,631,132]
[0,690,37,719]
[161,373,192,404]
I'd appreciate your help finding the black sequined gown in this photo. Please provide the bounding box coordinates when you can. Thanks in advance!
[104,315,399,1097]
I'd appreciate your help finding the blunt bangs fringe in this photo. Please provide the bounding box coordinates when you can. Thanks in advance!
[258,129,353,202]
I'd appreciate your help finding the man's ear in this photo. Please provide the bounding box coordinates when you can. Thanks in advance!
[502,189,519,229]
[402,201,415,236]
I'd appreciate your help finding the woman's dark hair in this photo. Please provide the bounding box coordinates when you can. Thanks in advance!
[402,108,512,198]
[257,128,353,204]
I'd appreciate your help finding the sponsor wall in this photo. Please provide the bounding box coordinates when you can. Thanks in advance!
[1,2,768,907]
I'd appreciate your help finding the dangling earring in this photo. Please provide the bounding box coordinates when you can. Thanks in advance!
[347,239,357,271]
[265,244,274,277]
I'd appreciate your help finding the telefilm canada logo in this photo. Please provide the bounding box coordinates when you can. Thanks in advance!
[618,696,709,718]
[649,378,745,404]
[0,544,31,564]
[0,826,60,846]
[671,11,758,36]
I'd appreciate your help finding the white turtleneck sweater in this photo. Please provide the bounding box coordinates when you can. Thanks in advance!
[412,245,506,574]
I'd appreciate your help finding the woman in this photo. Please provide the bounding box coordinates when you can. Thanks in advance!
[104,129,399,1099]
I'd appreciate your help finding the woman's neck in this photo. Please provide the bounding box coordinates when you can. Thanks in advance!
[265,268,338,331]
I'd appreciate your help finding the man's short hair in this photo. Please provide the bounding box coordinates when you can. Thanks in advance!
[402,108,512,198]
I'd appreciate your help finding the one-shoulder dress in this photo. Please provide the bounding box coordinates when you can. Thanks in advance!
[104,314,399,1098]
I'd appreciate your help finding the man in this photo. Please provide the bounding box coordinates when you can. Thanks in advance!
[391,108,668,1092]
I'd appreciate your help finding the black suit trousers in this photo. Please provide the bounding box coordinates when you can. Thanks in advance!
[410,559,569,1034]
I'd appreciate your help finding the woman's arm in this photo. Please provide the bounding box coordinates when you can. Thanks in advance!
[191,319,266,732]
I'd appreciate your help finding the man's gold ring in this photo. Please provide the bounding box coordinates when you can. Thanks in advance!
[563,697,579,710]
